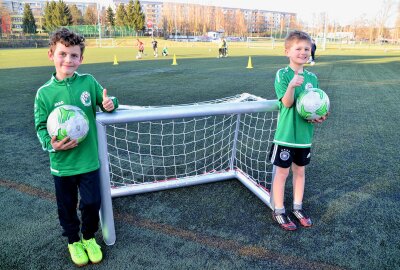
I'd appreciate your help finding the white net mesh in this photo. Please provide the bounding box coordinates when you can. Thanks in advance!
[105,93,278,190]
[234,112,277,189]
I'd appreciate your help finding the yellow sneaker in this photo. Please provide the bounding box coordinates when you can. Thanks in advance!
[68,241,89,267]
[82,238,103,264]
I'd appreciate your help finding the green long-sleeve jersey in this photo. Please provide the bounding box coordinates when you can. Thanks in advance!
[34,72,119,176]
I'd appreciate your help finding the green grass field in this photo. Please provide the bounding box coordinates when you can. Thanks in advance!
[0,42,399,270]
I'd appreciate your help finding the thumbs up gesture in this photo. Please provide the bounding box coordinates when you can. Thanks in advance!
[102,89,114,112]
[290,70,304,88]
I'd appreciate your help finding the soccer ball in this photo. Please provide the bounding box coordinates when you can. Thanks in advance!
[296,88,330,120]
[47,105,89,143]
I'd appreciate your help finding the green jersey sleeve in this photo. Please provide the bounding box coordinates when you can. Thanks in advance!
[34,91,54,152]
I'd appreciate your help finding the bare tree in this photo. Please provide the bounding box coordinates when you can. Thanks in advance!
[235,10,247,37]
[375,0,395,40]
[161,2,174,35]
[83,5,97,25]
[395,2,400,41]
[214,7,224,32]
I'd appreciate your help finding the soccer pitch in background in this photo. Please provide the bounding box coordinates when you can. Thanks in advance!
[0,42,399,269]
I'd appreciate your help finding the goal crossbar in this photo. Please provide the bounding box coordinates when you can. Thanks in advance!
[96,98,279,245]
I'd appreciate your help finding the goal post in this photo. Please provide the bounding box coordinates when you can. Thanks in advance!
[246,37,275,49]
[96,94,279,245]
[95,38,116,48]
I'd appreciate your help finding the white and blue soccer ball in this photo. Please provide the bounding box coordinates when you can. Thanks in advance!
[47,105,89,143]
[296,88,330,120]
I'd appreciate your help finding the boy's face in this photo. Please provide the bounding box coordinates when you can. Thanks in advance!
[285,40,311,67]
[48,42,83,80]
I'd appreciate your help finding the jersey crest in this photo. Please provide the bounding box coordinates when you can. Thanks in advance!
[80,91,91,106]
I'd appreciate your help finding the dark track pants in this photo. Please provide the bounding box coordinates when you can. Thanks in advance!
[53,169,101,244]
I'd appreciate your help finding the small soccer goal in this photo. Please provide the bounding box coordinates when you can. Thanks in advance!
[246,37,275,49]
[95,38,116,48]
[96,93,279,245]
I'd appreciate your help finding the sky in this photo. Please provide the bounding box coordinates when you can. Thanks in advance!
[139,0,399,26]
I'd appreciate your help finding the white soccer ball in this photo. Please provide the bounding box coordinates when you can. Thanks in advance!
[47,105,89,143]
[296,88,330,120]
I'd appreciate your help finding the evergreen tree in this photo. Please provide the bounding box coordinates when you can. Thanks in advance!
[43,1,57,31]
[22,3,36,34]
[133,0,145,32]
[53,0,72,26]
[125,0,135,29]
[115,4,126,26]
[106,6,115,26]
[69,4,83,25]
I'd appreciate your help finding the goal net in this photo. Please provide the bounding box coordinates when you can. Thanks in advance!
[96,93,279,245]
[95,38,116,48]
[246,37,275,49]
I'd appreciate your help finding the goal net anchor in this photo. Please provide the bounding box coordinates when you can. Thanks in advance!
[96,93,279,245]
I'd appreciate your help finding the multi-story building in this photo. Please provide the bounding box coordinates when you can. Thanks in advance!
[0,0,97,34]
[0,0,296,35]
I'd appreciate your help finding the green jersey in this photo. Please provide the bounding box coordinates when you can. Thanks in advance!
[273,66,319,148]
[34,72,119,176]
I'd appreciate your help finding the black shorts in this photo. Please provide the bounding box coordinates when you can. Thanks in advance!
[269,144,311,168]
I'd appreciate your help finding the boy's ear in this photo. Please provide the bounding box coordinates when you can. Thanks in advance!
[284,48,289,57]
[48,50,54,60]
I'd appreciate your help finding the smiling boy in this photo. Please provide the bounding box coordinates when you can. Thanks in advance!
[34,28,119,266]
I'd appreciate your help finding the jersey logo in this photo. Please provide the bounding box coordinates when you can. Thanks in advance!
[80,91,91,106]
[305,83,314,90]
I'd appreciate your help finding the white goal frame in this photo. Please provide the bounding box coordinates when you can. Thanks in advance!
[246,37,275,49]
[96,94,279,245]
[95,38,116,48]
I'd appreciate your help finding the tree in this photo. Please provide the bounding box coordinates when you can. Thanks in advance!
[133,0,145,32]
[125,0,135,29]
[69,4,83,25]
[43,1,57,31]
[215,7,224,32]
[106,6,115,26]
[0,2,10,34]
[395,2,400,41]
[235,10,247,37]
[84,6,97,25]
[375,0,395,40]
[53,0,72,27]
[125,0,145,31]
[22,3,37,34]
[161,2,174,34]
[115,3,127,26]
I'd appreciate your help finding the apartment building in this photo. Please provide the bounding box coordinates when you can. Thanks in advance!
[0,0,295,35]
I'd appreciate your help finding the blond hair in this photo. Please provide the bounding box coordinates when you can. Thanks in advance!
[284,30,312,49]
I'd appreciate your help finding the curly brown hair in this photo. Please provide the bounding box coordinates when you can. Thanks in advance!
[49,28,85,55]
